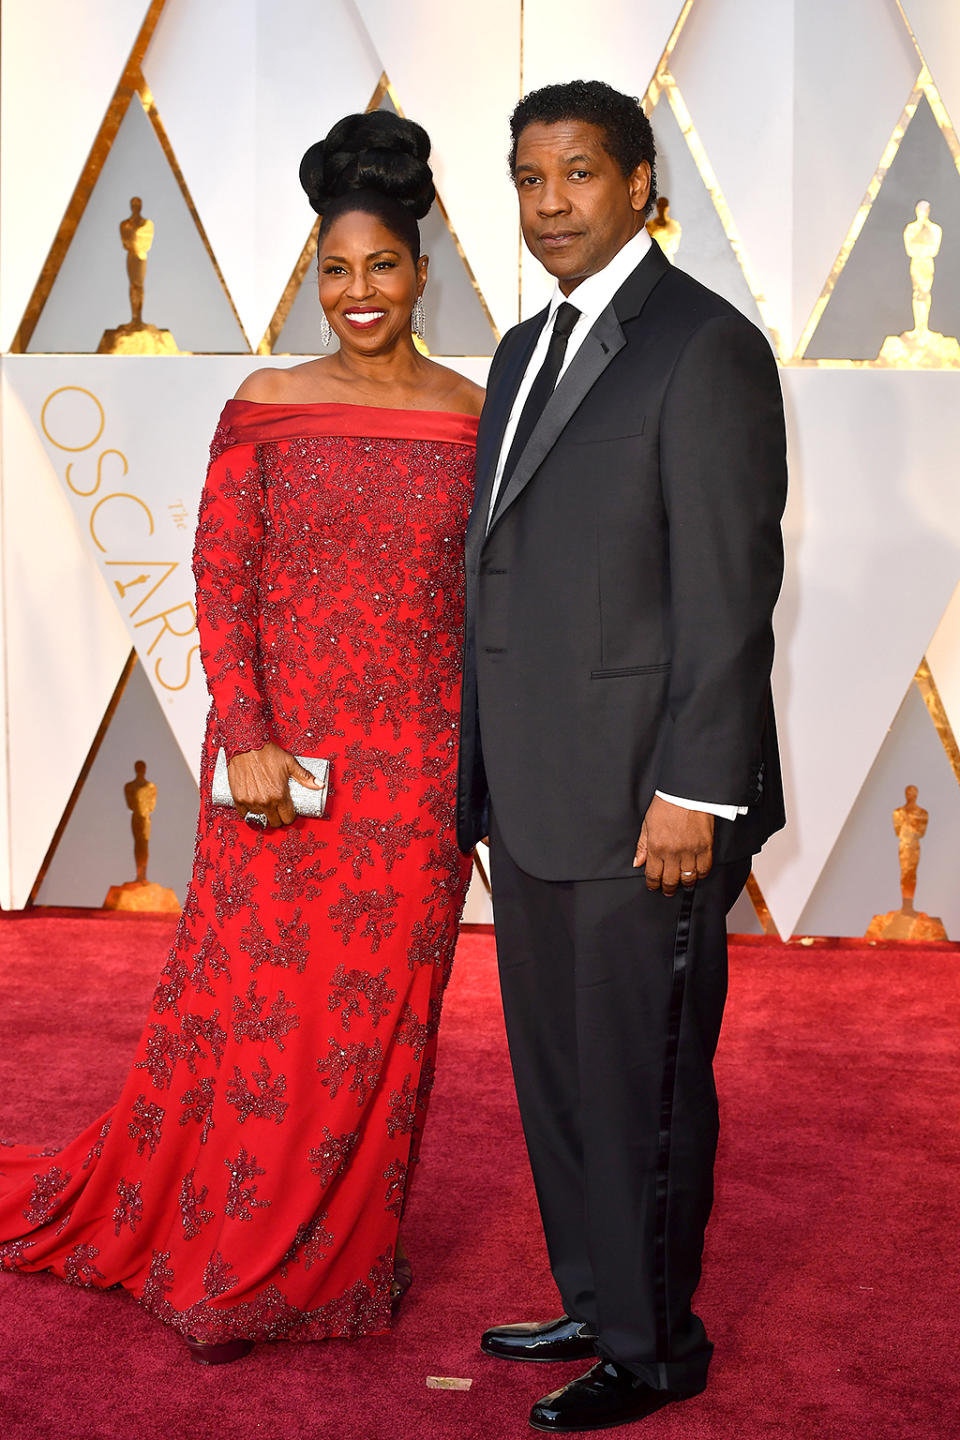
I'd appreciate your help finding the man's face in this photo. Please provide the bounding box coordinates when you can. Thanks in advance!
[513,121,651,294]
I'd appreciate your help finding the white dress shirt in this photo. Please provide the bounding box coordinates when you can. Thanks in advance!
[488,226,746,824]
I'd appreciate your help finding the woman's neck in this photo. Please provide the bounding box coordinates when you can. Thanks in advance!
[330,338,428,392]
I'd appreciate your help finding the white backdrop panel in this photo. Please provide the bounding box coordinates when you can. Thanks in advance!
[462,844,493,926]
[353,0,521,335]
[669,0,795,350]
[792,0,921,357]
[144,0,383,350]
[902,0,960,133]
[3,1,960,933]
[926,581,960,748]
[1,368,132,908]
[143,0,256,346]
[521,0,682,98]
[758,369,960,938]
[0,0,153,350]
[645,91,767,329]
[430,357,492,390]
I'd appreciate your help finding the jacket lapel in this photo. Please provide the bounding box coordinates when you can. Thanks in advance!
[484,242,669,539]
[466,311,546,563]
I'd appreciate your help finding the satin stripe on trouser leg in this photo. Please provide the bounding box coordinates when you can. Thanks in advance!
[489,811,750,1393]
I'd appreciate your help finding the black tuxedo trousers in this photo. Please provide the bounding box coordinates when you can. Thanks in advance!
[491,811,750,1392]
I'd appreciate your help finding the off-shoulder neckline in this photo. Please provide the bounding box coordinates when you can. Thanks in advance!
[214,398,479,452]
[224,398,480,423]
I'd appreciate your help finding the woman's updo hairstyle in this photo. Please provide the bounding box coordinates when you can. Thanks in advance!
[300,111,435,260]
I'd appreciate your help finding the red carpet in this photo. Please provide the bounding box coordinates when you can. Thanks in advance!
[0,913,957,1439]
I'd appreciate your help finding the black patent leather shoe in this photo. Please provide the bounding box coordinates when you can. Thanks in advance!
[481,1315,598,1363]
[529,1358,700,1432]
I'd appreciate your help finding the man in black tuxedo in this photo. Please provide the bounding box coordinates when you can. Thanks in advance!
[456,81,787,1432]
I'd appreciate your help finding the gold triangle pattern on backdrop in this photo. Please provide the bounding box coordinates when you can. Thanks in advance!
[6,0,960,931]
[792,10,960,364]
[26,651,138,905]
[745,873,779,938]
[915,657,960,786]
[9,0,250,355]
[790,652,960,940]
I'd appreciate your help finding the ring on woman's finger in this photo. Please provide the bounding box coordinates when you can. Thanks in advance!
[681,870,696,878]
[244,812,268,829]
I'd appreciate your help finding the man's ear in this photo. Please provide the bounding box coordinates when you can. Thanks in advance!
[629,161,652,214]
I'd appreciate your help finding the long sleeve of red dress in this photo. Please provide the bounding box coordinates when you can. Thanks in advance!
[192,435,270,759]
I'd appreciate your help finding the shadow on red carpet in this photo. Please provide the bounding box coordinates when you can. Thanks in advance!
[0,913,957,1439]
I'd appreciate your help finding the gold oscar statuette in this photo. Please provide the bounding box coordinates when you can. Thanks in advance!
[865,784,948,941]
[97,197,179,355]
[646,197,682,262]
[876,201,960,368]
[103,759,181,914]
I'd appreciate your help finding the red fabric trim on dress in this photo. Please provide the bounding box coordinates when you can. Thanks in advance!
[216,400,479,454]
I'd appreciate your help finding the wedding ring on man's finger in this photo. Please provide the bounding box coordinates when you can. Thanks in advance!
[681,869,696,878]
[244,812,268,829]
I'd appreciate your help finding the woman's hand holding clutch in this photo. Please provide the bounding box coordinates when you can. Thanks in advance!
[227,742,321,828]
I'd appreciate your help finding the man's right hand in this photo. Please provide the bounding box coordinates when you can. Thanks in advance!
[633,794,714,896]
[227,742,320,828]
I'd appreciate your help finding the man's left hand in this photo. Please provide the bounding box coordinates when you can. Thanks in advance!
[634,795,714,896]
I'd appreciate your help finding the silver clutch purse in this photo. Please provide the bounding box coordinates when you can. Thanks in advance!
[211,748,329,822]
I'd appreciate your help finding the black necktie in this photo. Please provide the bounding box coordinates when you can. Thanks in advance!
[491,301,580,523]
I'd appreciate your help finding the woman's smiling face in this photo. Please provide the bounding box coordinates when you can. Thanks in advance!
[318,211,428,353]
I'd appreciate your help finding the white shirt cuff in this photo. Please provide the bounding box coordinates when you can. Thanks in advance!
[655,791,748,822]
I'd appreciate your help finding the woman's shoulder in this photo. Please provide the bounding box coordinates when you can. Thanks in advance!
[424,362,485,418]
[233,360,332,404]
[450,373,486,418]
[233,367,286,403]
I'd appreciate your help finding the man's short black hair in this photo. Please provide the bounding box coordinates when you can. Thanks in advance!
[508,79,657,215]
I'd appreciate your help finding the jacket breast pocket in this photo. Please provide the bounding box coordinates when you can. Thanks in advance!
[590,663,671,679]
[571,416,647,445]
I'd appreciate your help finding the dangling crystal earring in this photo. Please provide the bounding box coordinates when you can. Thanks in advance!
[412,296,426,341]
[320,313,332,348]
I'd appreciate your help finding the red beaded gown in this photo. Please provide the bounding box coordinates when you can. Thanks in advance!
[0,400,476,1344]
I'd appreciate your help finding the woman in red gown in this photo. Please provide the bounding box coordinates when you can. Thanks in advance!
[0,112,483,1362]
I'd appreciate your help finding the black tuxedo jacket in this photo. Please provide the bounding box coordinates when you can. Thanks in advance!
[456,242,787,880]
